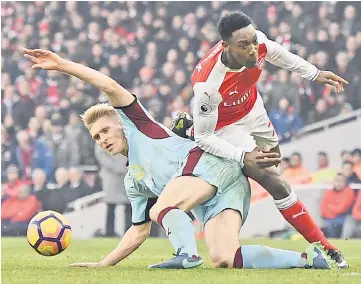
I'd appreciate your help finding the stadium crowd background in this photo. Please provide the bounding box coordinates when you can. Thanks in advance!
[1,1,361,238]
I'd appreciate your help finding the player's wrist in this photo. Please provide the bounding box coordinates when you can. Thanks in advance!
[237,149,247,168]
[311,69,321,81]
[99,259,111,267]
[56,58,70,73]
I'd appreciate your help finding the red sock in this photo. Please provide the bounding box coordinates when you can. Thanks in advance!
[279,199,336,250]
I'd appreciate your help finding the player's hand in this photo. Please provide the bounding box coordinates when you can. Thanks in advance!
[315,71,349,93]
[23,48,65,71]
[67,262,105,268]
[244,147,281,169]
[171,111,194,139]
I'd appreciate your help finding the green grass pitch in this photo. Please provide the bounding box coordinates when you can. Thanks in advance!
[2,238,361,284]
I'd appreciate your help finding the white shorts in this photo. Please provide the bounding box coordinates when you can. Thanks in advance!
[215,93,279,151]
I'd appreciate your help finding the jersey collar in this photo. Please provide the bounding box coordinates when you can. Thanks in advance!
[217,51,246,73]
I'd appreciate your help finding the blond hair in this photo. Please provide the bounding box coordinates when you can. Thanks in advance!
[81,103,118,130]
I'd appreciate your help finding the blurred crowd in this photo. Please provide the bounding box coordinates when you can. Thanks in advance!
[279,148,361,185]
[1,2,361,236]
[1,164,95,236]
[277,148,361,239]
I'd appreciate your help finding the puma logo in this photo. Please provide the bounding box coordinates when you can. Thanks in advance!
[204,92,212,100]
[229,87,238,96]
[292,207,306,219]
[167,228,171,236]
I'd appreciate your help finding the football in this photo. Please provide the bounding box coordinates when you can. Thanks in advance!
[27,211,72,256]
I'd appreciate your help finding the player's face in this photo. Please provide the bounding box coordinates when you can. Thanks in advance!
[223,25,259,69]
[89,115,128,156]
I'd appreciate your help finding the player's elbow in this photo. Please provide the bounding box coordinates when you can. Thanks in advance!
[194,134,212,150]
[104,80,121,96]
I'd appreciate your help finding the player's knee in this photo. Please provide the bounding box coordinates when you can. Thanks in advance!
[260,168,287,188]
[214,257,234,268]
[251,168,275,187]
[148,205,160,222]
[208,249,234,268]
[208,251,226,267]
[249,167,291,199]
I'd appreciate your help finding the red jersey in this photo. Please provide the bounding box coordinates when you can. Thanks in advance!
[191,30,319,131]
[192,40,267,130]
[190,30,319,163]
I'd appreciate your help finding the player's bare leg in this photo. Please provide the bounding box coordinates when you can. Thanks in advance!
[204,209,335,269]
[150,176,216,215]
[244,146,348,268]
[204,209,242,268]
[148,176,216,269]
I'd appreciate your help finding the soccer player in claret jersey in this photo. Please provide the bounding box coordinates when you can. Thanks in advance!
[23,48,336,270]
[172,11,349,268]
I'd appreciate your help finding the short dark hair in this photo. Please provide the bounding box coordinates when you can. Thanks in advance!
[217,11,252,41]
[336,172,346,179]
[292,152,302,158]
[318,151,327,157]
[281,157,290,163]
[351,148,361,156]
[343,160,354,167]
[341,150,350,157]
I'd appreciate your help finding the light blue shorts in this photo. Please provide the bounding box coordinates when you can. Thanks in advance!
[172,148,251,225]
[191,172,251,225]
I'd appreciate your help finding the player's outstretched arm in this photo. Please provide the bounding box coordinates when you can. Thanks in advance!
[68,222,151,267]
[261,32,348,91]
[193,83,280,168]
[23,48,134,107]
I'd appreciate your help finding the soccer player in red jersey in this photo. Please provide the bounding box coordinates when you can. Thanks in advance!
[174,11,349,268]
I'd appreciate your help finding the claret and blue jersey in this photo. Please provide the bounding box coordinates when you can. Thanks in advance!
[115,97,198,194]
[115,96,251,226]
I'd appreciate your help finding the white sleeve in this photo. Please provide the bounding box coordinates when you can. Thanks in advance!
[256,30,320,81]
[192,82,247,167]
